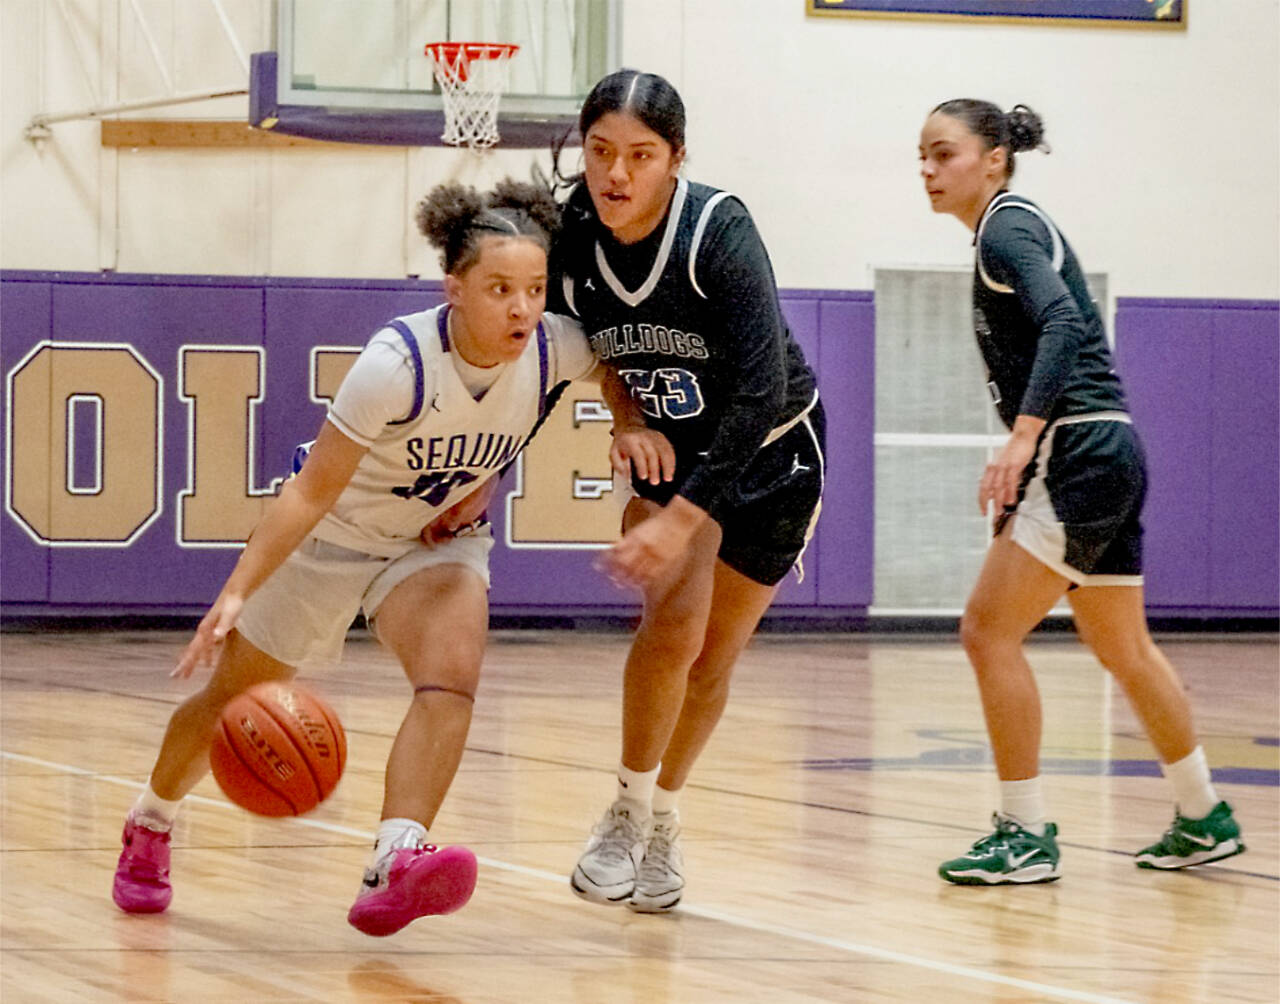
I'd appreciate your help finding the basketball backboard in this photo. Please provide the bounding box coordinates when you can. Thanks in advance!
[252,0,619,147]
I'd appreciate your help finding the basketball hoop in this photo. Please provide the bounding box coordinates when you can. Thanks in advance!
[424,42,519,150]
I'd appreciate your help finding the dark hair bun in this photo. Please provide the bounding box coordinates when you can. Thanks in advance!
[1005,104,1046,153]
[489,178,563,240]
[415,183,486,250]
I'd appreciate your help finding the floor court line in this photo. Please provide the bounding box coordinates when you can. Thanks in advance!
[6,673,1270,879]
[3,749,1137,1004]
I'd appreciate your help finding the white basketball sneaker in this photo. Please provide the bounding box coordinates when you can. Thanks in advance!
[570,801,646,905]
[628,811,685,913]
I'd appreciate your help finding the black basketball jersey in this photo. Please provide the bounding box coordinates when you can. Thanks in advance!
[549,179,817,514]
[973,192,1128,429]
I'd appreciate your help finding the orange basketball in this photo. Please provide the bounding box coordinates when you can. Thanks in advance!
[210,682,347,817]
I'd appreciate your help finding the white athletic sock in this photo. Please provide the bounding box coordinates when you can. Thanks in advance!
[368,817,427,869]
[131,783,182,832]
[651,784,681,817]
[1000,777,1047,836]
[615,762,659,821]
[1161,746,1218,820]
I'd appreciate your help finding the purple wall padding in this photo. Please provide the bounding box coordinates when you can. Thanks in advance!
[1,279,52,602]
[1115,298,1279,614]
[0,272,875,618]
[4,272,1273,618]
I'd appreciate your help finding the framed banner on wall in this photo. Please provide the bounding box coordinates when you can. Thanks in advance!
[805,1,1185,27]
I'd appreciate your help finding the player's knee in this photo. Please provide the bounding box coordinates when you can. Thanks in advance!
[637,610,706,663]
[959,609,1021,667]
[1092,635,1157,681]
[404,641,482,700]
[959,608,991,660]
[685,663,732,707]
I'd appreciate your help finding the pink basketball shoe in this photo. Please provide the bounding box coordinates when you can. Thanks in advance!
[347,844,477,937]
[112,816,172,913]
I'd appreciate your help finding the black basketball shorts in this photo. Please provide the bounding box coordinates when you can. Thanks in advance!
[1008,411,1146,586]
[713,400,827,586]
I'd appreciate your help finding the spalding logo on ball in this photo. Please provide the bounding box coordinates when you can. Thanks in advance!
[210,682,347,816]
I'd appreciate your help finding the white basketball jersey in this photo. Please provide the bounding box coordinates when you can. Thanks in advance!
[311,305,592,556]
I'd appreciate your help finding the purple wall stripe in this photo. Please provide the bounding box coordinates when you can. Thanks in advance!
[1115,299,1279,613]
[2,271,1274,619]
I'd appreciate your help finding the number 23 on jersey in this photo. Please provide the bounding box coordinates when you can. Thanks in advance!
[618,368,705,420]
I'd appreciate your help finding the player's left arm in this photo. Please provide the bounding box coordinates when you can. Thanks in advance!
[979,211,1082,512]
[176,420,367,676]
[546,310,677,486]
[983,209,1088,423]
[604,204,784,590]
[674,202,786,515]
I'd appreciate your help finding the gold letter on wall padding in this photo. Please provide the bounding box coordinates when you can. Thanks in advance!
[506,384,620,548]
[178,346,275,545]
[7,342,161,545]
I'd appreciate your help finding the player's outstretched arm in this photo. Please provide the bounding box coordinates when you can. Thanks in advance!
[173,420,367,677]
[600,494,708,591]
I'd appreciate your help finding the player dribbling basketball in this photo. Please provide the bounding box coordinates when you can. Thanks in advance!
[111,180,598,935]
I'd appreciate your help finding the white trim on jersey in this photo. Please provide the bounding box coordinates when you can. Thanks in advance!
[595,178,689,307]
[762,388,819,448]
[976,192,1065,294]
[688,191,734,299]
[561,273,578,318]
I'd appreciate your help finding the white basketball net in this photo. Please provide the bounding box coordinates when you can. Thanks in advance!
[425,43,519,149]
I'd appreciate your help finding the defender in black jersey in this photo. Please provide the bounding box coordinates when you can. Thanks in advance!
[920,100,1243,886]
[556,70,826,913]
[554,177,823,571]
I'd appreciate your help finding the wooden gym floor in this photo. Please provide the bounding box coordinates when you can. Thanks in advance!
[1,628,1276,1003]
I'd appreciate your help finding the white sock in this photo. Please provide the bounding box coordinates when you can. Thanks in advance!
[1161,746,1218,820]
[615,762,659,820]
[131,783,182,832]
[368,817,427,870]
[1000,777,1047,836]
[651,784,681,817]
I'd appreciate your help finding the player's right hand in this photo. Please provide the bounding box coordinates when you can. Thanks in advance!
[173,592,244,678]
[610,426,676,486]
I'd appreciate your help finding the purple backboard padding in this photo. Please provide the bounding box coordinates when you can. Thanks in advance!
[1115,299,1279,612]
[1,280,52,601]
[249,51,576,150]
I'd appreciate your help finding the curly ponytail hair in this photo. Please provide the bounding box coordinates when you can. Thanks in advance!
[415,179,562,275]
[931,99,1049,179]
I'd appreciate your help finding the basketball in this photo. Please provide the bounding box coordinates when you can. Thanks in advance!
[210,682,347,817]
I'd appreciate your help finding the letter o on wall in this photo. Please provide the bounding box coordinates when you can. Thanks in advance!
[7,343,161,545]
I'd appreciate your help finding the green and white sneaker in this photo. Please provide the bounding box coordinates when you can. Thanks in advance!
[939,814,1061,885]
[1135,801,1245,870]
